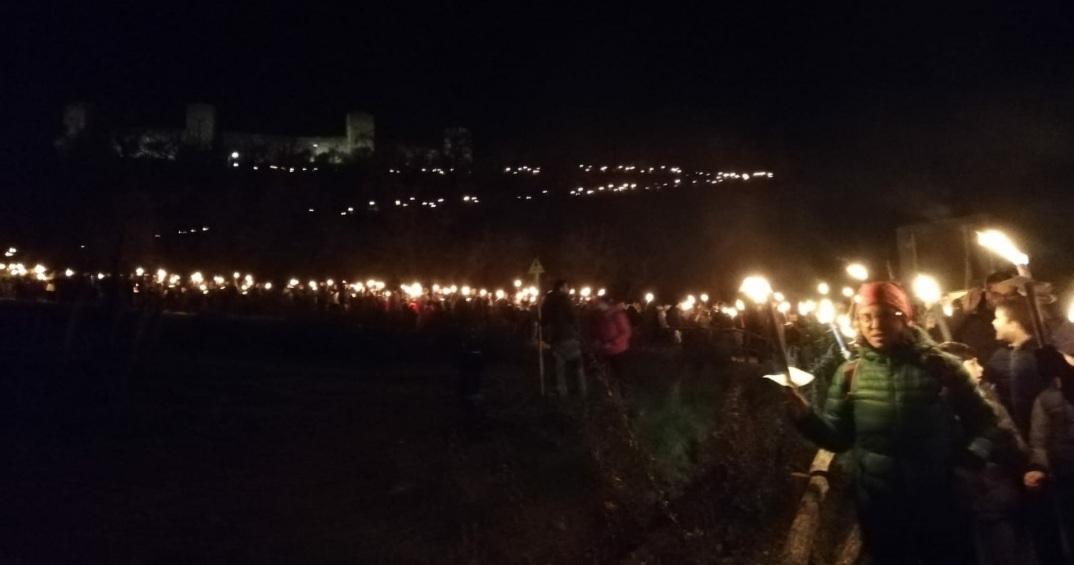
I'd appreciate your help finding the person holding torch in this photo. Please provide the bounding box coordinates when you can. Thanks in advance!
[786,281,1009,565]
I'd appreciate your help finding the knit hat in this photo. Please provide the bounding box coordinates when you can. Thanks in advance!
[857,281,913,319]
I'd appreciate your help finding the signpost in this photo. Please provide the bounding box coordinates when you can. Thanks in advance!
[529,258,546,395]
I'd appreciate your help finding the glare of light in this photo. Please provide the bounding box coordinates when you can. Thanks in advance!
[5,247,16,256]
[942,302,954,318]
[778,301,792,314]
[64,268,75,277]
[1061,298,1074,324]
[837,314,857,338]
[288,278,300,288]
[817,298,837,324]
[404,283,424,299]
[244,274,254,285]
[580,286,592,298]
[326,279,335,287]
[700,293,709,303]
[569,288,576,295]
[156,269,167,283]
[32,264,47,275]
[213,275,226,285]
[644,292,654,304]
[724,307,739,318]
[846,263,869,282]
[513,279,522,288]
[97,272,106,280]
[527,286,539,298]
[495,289,506,300]
[461,285,472,297]
[230,151,240,159]
[478,288,488,297]
[168,274,180,286]
[735,299,746,311]
[190,272,204,284]
[773,291,785,302]
[232,272,240,280]
[912,274,943,306]
[597,288,606,297]
[264,282,273,291]
[798,300,817,317]
[976,229,1029,267]
[739,275,773,304]
[0,263,5,271]
[841,287,855,298]
[308,280,318,290]
[817,282,830,295]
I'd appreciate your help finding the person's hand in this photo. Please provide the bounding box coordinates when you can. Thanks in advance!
[785,387,812,422]
[1024,470,1047,490]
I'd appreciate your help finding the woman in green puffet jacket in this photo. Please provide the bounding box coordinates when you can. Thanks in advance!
[787,281,1009,565]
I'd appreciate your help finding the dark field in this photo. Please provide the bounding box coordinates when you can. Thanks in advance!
[1,302,820,564]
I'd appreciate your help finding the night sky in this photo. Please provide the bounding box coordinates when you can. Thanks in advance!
[7,3,1074,170]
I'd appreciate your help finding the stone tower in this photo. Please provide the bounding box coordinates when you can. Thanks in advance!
[183,103,217,150]
[346,112,375,154]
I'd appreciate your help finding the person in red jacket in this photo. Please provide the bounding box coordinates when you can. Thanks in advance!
[591,294,632,380]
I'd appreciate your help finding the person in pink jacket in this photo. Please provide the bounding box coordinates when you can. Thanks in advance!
[591,295,632,379]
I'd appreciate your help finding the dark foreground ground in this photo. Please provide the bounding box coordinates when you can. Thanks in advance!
[0,302,823,564]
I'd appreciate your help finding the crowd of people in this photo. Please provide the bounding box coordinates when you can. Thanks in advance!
[4,250,1074,564]
[788,275,1074,565]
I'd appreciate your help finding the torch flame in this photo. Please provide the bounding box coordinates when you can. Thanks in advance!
[846,263,869,282]
[836,314,857,338]
[739,275,772,304]
[976,229,1029,267]
[817,298,837,324]
[912,274,943,306]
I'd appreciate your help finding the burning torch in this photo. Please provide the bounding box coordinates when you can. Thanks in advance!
[912,273,952,342]
[976,229,1047,346]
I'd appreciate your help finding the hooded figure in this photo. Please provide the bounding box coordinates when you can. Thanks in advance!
[790,281,1007,565]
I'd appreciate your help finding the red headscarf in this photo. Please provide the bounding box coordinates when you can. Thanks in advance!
[857,281,913,319]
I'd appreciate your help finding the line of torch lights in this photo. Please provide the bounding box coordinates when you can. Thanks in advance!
[4,229,1070,337]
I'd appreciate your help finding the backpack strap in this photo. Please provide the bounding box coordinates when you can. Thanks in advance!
[843,360,859,399]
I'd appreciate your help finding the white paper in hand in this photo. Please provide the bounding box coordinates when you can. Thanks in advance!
[763,366,816,388]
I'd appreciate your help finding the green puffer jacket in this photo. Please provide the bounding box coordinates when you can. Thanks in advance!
[797,326,1004,495]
